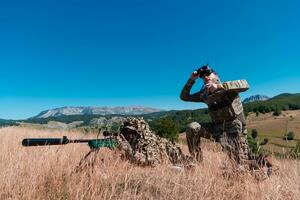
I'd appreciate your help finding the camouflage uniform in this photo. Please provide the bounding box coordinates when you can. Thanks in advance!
[180,79,250,167]
[117,117,189,166]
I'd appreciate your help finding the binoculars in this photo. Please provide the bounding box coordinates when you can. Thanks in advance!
[193,64,213,78]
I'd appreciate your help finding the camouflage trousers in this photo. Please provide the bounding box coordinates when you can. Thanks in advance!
[186,118,250,167]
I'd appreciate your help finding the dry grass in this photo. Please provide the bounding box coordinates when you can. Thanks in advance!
[1,127,300,200]
[247,110,300,152]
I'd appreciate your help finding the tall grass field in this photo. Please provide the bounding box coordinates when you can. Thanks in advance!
[1,127,299,200]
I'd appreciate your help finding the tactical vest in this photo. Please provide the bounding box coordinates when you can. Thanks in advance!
[204,80,248,123]
[206,92,243,123]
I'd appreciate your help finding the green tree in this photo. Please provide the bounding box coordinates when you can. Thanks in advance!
[284,131,295,140]
[273,108,281,116]
[150,117,180,141]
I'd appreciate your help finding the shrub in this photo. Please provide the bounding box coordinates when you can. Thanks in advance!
[247,135,259,154]
[251,129,258,139]
[273,108,282,116]
[284,131,295,140]
[259,138,268,145]
[247,133,269,154]
[292,141,300,158]
[150,117,180,141]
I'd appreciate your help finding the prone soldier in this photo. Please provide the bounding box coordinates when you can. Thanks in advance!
[117,117,190,167]
[75,117,191,171]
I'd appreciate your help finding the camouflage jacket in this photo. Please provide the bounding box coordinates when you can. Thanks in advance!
[180,79,249,123]
[117,117,189,166]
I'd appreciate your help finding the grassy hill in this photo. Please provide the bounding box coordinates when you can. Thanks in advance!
[244,93,300,114]
[0,119,18,127]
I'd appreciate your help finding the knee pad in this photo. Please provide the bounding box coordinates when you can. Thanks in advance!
[186,122,201,135]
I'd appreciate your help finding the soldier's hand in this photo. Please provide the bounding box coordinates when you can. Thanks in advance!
[190,71,200,81]
[205,83,224,94]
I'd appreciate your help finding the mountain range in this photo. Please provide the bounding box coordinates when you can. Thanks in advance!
[34,94,271,118]
[34,106,163,118]
[1,93,300,128]
[242,95,270,103]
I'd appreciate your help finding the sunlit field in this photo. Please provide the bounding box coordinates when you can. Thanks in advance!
[1,127,299,200]
[247,110,300,153]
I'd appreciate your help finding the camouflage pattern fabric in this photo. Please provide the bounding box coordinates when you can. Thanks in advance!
[222,79,249,92]
[186,119,250,167]
[117,117,190,166]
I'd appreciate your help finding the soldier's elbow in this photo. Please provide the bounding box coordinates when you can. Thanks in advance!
[180,94,189,101]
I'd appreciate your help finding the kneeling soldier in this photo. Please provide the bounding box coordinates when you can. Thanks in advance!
[180,64,250,168]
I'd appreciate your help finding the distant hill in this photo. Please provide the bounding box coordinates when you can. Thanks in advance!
[15,93,300,132]
[34,106,163,118]
[243,94,269,103]
[0,119,18,127]
[22,109,210,132]
[244,93,300,114]
[272,93,300,100]
[146,93,300,132]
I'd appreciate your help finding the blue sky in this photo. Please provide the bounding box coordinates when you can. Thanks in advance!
[0,0,299,119]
